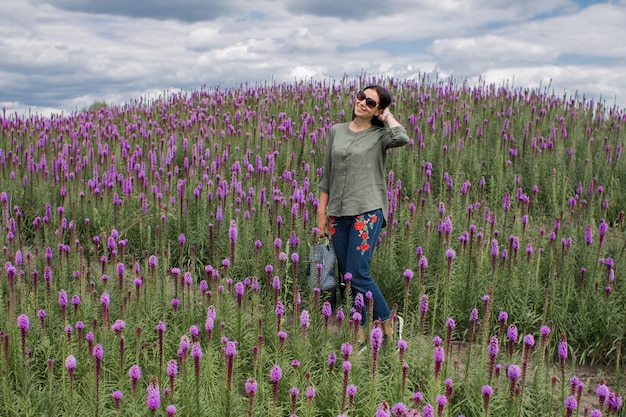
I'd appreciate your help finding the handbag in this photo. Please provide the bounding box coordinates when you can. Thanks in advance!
[306,234,337,291]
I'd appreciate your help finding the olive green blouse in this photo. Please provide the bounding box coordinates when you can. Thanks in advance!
[319,122,410,225]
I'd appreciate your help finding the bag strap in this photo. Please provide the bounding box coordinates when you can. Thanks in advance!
[317,233,331,246]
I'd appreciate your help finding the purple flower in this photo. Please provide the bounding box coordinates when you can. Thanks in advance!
[156,321,166,334]
[420,294,429,314]
[228,220,238,242]
[498,311,509,326]
[65,354,77,370]
[433,346,444,379]
[65,355,77,382]
[129,364,141,393]
[341,342,353,359]
[146,376,161,411]
[166,359,178,390]
[191,341,203,360]
[436,395,447,415]
[608,392,622,412]
[188,325,200,342]
[17,314,30,332]
[445,318,455,338]
[469,308,478,322]
[565,395,577,416]
[413,391,424,408]
[112,319,126,335]
[71,294,81,307]
[507,324,518,343]
[433,346,445,363]
[112,390,123,409]
[508,364,521,381]
[300,310,310,331]
[488,335,499,358]
[515,329,529,347]
[289,386,300,411]
[482,384,493,413]
[597,383,610,406]
[93,343,104,361]
[375,401,391,417]
[490,240,499,257]
[224,340,237,358]
[306,385,316,401]
[166,404,176,417]
[275,301,285,317]
[270,365,282,383]
[58,290,68,307]
[178,335,190,359]
[100,292,110,307]
[321,301,332,319]
[444,378,453,397]
[558,334,568,361]
[245,378,258,395]
[327,352,337,371]
[355,293,365,310]
[270,364,283,409]
[391,402,408,416]
[585,224,593,245]
[166,359,178,376]
[336,307,345,324]
[398,339,408,353]
[371,327,383,351]
[540,325,551,346]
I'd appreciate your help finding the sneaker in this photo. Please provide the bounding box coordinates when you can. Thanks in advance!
[396,315,404,341]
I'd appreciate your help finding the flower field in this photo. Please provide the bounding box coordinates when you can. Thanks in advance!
[0,75,624,416]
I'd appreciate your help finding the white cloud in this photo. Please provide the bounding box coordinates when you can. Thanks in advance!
[1,0,625,116]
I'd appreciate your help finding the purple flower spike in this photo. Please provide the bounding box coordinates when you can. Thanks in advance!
[65,355,77,384]
[17,314,30,333]
[146,376,161,411]
[270,364,283,411]
[129,364,141,393]
[564,395,577,417]
[245,378,258,395]
[112,390,123,410]
[482,384,493,413]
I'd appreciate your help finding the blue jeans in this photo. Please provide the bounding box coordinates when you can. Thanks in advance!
[330,209,391,325]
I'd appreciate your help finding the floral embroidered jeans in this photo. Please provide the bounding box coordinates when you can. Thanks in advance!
[330,208,391,325]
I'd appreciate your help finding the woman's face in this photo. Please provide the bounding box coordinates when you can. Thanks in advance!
[354,89,381,118]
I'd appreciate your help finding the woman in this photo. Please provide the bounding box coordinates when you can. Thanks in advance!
[317,85,410,341]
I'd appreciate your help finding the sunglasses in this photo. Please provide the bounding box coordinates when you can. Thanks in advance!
[356,90,378,109]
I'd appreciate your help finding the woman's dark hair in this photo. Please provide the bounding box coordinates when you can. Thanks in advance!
[351,85,392,127]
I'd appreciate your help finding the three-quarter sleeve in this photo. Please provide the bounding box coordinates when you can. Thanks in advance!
[382,125,410,149]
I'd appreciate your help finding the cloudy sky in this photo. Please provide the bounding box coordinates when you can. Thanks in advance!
[1,0,625,116]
